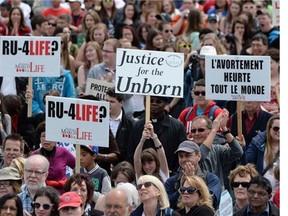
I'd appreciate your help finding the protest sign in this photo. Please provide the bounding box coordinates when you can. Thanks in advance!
[219,190,233,216]
[115,48,184,97]
[272,0,280,26]
[85,78,115,100]
[205,55,270,101]
[45,96,109,147]
[0,36,61,77]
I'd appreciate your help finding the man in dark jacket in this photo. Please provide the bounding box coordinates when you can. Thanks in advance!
[106,87,135,163]
[234,176,279,216]
[165,140,222,210]
[126,96,187,173]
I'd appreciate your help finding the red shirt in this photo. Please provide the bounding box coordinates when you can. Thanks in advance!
[178,101,223,133]
[42,7,71,19]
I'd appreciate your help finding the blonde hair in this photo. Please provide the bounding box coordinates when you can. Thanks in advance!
[83,41,103,70]
[137,175,170,209]
[202,33,226,55]
[265,114,280,165]
[177,176,214,211]
[11,157,26,179]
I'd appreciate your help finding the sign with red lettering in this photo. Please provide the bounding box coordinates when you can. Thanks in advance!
[0,36,61,77]
[205,55,270,101]
[45,96,109,146]
[116,48,184,97]
[272,0,279,26]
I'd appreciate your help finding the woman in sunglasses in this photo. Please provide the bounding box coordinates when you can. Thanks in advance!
[31,186,60,216]
[228,164,258,214]
[246,113,280,196]
[131,175,180,216]
[177,175,214,216]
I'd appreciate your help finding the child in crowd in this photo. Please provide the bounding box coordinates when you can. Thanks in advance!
[80,145,111,196]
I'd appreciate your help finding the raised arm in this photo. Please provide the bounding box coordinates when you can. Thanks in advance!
[148,122,170,180]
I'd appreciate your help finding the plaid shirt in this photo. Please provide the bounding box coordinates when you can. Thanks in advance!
[18,185,33,213]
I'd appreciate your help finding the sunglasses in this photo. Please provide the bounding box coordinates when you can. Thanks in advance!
[165,29,173,33]
[272,126,279,132]
[48,22,56,27]
[194,91,205,96]
[178,43,192,48]
[136,182,154,190]
[231,181,250,188]
[179,186,198,194]
[191,128,206,133]
[103,0,113,2]
[31,202,53,210]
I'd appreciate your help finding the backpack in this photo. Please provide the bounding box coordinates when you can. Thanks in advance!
[184,104,219,122]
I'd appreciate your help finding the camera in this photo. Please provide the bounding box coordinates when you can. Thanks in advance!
[225,33,235,43]
[189,54,199,63]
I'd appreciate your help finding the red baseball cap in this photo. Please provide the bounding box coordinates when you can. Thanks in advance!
[58,192,83,210]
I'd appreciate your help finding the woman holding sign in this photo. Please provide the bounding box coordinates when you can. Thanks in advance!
[133,121,169,183]
[7,7,31,36]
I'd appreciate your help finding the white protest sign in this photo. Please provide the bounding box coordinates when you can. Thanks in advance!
[116,48,184,97]
[205,55,270,101]
[85,78,115,100]
[45,96,109,147]
[272,0,280,26]
[219,190,233,216]
[0,36,61,77]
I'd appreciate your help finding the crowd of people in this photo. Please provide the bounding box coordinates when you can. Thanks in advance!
[0,0,280,215]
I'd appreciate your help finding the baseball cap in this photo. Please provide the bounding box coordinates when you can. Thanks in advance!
[207,13,219,23]
[198,46,217,59]
[0,167,21,181]
[174,140,200,154]
[58,192,83,210]
[256,8,271,18]
[80,145,99,155]
[156,13,172,22]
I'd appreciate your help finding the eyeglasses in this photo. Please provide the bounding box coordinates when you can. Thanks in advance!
[25,169,47,177]
[102,49,115,54]
[31,202,54,210]
[179,186,198,194]
[191,128,206,133]
[194,91,205,96]
[0,181,11,187]
[231,182,250,188]
[272,126,279,132]
[247,190,269,197]
[165,29,173,33]
[136,182,154,190]
[178,43,192,48]
[103,0,113,2]
[48,22,56,27]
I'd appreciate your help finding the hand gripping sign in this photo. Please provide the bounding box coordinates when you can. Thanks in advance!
[45,96,110,147]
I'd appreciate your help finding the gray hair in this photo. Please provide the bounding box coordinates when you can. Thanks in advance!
[116,182,140,208]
